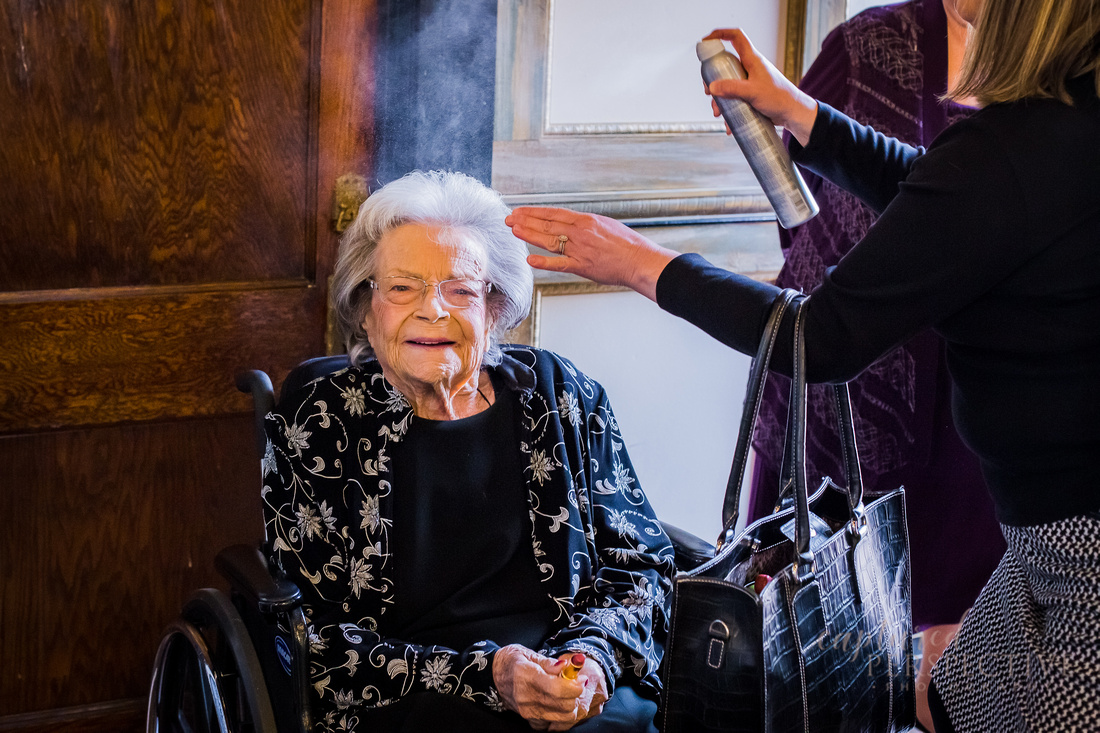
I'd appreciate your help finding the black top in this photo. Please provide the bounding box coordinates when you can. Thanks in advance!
[657,77,1100,527]
[389,376,557,650]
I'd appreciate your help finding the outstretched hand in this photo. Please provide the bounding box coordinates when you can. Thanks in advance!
[505,207,678,302]
[702,28,818,146]
[492,645,608,730]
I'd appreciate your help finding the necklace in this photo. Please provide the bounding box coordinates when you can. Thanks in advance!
[476,372,494,407]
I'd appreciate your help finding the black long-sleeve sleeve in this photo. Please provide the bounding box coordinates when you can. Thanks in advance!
[789,103,925,215]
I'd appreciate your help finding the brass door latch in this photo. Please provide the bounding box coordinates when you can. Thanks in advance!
[332,173,369,233]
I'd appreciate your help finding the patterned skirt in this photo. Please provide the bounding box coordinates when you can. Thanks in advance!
[930,512,1100,732]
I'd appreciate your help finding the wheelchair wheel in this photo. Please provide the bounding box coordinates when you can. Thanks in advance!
[147,588,277,733]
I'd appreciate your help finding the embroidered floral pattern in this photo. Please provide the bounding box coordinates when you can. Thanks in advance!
[359,496,380,533]
[340,385,366,416]
[348,557,373,598]
[588,607,622,632]
[285,423,311,457]
[420,656,452,691]
[621,577,659,621]
[528,449,554,485]
[297,503,325,540]
[558,389,582,427]
[333,689,357,710]
[608,508,638,540]
[262,440,278,477]
[262,348,675,732]
[612,461,635,495]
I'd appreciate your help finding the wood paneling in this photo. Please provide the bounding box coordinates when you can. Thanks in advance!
[0,415,262,714]
[0,700,144,733]
[0,1,312,291]
[315,0,376,281]
[0,283,323,432]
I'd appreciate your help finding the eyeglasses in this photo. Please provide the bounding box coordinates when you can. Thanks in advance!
[368,276,493,309]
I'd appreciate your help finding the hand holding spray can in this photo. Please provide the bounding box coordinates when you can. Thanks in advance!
[697,39,818,228]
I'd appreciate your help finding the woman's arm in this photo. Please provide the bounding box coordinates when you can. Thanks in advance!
[302,617,505,712]
[658,114,1031,382]
[513,115,1029,384]
[791,103,925,215]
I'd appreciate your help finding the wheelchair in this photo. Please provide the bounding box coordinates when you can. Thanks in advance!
[147,355,717,733]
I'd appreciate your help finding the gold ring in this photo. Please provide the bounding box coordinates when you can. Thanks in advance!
[557,234,568,255]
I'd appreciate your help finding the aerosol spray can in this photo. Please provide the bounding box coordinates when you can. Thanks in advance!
[697,39,818,228]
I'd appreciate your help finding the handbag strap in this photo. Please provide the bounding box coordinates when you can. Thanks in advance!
[788,298,815,580]
[775,371,867,520]
[717,288,799,547]
[786,297,868,583]
[830,381,866,521]
[716,291,868,552]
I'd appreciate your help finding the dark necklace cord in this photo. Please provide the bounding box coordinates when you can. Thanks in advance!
[476,369,494,407]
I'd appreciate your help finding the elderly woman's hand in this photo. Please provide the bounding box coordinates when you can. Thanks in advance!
[492,644,607,730]
[702,28,818,146]
[557,653,609,730]
[506,208,678,301]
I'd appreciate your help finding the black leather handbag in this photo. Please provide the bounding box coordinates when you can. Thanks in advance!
[659,290,915,732]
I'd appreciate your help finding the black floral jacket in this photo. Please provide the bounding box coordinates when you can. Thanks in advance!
[261,346,675,730]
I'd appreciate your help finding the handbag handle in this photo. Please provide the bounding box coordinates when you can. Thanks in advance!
[717,288,798,547]
[788,299,815,580]
[830,377,867,522]
[775,319,867,519]
[786,298,868,582]
[717,292,867,553]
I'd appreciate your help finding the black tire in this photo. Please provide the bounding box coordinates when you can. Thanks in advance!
[147,588,277,733]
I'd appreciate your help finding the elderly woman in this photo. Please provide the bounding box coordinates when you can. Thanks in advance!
[261,170,674,733]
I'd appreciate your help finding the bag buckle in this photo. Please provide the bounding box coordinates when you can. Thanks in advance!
[846,510,868,546]
[792,552,817,584]
[706,619,730,669]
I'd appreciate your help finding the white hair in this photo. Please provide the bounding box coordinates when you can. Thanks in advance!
[331,170,534,367]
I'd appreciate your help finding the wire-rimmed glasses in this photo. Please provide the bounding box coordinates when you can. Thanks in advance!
[368,276,493,309]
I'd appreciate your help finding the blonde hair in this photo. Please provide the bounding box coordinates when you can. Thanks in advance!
[950,0,1100,106]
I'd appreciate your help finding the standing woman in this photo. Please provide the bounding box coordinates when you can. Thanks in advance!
[506,0,1100,730]
[747,0,1006,646]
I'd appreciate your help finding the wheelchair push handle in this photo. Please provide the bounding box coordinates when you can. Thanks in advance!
[235,369,275,461]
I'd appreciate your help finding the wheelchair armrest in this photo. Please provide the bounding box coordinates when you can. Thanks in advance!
[660,520,716,571]
[215,544,302,615]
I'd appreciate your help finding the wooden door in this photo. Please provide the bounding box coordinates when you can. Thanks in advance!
[0,2,374,730]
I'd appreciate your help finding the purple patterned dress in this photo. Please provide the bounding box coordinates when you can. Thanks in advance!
[748,0,1006,627]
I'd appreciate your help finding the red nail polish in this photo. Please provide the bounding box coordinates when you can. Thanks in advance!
[561,653,586,679]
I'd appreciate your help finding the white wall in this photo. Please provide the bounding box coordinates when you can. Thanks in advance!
[537,290,755,543]
[548,0,784,126]
[846,0,902,18]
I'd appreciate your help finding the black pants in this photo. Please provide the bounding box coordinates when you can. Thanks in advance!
[359,685,658,733]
